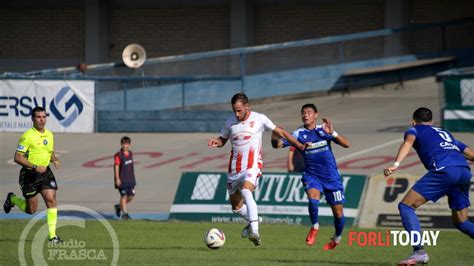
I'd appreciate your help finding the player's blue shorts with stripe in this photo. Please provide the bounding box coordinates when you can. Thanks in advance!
[301,174,345,205]
[412,166,472,210]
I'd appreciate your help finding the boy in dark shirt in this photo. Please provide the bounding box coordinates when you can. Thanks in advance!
[114,136,136,220]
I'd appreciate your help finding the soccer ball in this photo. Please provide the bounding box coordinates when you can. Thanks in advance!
[204,228,225,249]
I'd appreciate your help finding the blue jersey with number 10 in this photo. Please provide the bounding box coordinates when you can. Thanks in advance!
[404,125,468,171]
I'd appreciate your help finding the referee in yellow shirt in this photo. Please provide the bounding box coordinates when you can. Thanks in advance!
[3,106,62,243]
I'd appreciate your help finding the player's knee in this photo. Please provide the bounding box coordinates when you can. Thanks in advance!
[308,194,318,200]
[46,199,57,208]
[241,183,254,191]
[229,197,243,210]
[231,204,243,211]
[334,209,344,218]
[398,202,415,212]
[307,191,319,200]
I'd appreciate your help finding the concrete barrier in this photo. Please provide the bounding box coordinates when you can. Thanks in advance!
[98,110,233,132]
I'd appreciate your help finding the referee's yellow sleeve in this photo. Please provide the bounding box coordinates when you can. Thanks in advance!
[16,132,30,153]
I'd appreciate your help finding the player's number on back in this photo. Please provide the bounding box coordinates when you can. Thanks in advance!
[333,191,343,202]
[433,127,452,142]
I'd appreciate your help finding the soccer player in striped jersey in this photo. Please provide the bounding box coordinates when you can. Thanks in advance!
[272,103,351,250]
[384,107,474,265]
[208,93,305,246]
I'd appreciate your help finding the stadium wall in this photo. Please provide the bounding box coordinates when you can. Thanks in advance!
[254,1,385,45]
[109,6,231,59]
[2,0,474,73]
[0,7,84,72]
[98,110,233,132]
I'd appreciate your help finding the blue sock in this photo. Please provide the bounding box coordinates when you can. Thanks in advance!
[334,215,345,237]
[455,220,474,239]
[308,198,319,226]
[398,202,422,251]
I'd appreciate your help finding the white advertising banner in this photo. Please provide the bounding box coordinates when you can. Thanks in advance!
[0,80,95,133]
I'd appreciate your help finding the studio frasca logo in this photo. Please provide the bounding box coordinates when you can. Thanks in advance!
[18,205,119,265]
[348,230,440,247]
[47,239,106,261]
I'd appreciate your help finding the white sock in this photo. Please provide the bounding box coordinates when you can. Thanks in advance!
[333,234,342,243]
[241,189,259,234]
[313,223,319,229]
[232,204,249,221]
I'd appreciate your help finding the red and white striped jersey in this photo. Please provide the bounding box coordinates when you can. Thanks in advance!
[220,111,276,174]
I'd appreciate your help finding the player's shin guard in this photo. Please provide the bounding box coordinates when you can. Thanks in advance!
[10,195,26,212]
[47,208,58,239]
[398,202,422,251]
[334,215,345,237]
[308,198,319,227]
[232,204,249,221]
[241,189,258,234]
[454,220,474,239]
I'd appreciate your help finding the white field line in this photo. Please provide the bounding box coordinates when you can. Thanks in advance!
[337,138,401,162]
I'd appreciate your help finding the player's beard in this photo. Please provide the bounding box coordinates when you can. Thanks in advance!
[237,110,249,121]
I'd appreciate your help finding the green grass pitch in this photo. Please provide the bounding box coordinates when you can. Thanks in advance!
[0,219,472,265]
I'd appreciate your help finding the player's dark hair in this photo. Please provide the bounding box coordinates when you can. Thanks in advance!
[31,106,46,118]
[413,107,432,123]
[231,92,248,105]
[301,103,317,113]
[121,136,131,144]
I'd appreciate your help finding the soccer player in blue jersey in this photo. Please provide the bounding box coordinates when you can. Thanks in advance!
[272,103,351,249]
[384,107,474,265]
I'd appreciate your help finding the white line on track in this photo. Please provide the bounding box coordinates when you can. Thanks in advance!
[337,138,401,162]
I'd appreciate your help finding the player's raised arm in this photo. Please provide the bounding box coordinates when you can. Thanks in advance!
[455,140,474,162]
[322,118,351,148]
[383,134,416,176]
[272,126,305,151]
[208,136,228,148]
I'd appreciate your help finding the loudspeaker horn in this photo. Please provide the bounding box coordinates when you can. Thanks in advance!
[122,43,146,68]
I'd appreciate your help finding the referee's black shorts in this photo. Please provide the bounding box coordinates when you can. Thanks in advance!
[19,167,58,199]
